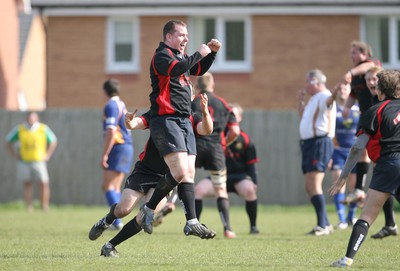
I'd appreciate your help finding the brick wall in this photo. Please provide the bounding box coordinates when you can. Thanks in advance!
[47,16,107,108]
[46,15,359,110]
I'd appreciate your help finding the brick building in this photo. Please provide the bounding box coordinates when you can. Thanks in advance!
[5,0,400,110]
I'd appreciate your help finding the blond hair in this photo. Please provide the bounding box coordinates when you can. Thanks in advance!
[366,66,383,76]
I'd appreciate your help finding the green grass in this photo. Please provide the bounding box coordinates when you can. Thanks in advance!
[0,202,399,271]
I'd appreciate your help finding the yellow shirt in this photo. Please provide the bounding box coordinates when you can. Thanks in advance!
[17,123,51,162]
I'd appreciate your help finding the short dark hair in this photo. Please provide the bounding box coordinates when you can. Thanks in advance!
[103,79,120,97]
[196,72,213,91]
[377,69,400,99]
[163,19,186,40]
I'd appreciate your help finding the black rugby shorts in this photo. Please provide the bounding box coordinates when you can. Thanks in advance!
[150,116,196,157]
[195,140,225,171]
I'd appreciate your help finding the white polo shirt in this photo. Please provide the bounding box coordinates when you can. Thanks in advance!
[299,89,336,140]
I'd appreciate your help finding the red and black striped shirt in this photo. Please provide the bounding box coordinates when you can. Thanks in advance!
[225,130,259,183]
[192,90,238,147]
[358,99,400,162]
[149,42,216,117]
[350,58,381,113]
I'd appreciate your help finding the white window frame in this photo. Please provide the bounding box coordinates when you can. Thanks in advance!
[106,17,140,73]
[361,15,400,69]
[188,16,252,73]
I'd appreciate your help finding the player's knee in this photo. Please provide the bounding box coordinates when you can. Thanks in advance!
[194,184,206,198]
[114,203,131,218]
[242,188,257,201]
[168,162,190,183]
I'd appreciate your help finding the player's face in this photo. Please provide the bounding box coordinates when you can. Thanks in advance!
[27,112,38,125]
[350,46,367,65]
[305,77,319,95]
[337,84,350,100]
[365,72,379,96]
[166,24,188,54]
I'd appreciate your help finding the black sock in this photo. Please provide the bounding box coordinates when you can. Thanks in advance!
[109,216,142,247]
[383,196,396,227]
[105,203,118,224]
[217,197,231,231]
[345,219,369,259]
[355,162,369,190]
[177,182,197,221]
[195,199,203,220]
[147,173,179,210]
[246,200,258,228]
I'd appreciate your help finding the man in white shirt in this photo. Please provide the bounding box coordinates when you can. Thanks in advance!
[298,69,337,236]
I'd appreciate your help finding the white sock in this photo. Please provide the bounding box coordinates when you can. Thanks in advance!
[187,218,199,225]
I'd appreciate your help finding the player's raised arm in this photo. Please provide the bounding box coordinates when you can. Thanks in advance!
[197,93,213,135]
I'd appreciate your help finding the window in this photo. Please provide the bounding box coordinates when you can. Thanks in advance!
[106,17,140,73]
[362,16,400,68]
[188,16,252,73]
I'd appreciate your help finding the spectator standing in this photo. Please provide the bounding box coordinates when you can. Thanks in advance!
[6,111,57,212]
[298,69,337,236]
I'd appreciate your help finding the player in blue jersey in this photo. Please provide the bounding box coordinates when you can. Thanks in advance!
[330,83,360,229]
[101,79,134,230]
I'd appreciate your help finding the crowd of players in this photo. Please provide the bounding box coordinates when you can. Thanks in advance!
[83,19,400,268]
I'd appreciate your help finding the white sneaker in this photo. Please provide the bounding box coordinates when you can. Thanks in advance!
[335,222,348,230]
[307,226,330,236]
[330,257,353,267]
[341,189,366,204]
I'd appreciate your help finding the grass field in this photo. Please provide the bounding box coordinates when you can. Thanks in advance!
[0,202,399,271]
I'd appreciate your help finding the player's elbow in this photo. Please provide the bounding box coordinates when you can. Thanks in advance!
[198,124,213,136]
[205,123,213,135]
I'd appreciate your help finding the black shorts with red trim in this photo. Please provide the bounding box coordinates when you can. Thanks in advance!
[195,139,225,171]
[369,155,400,195]
[124,161,164,194]
[150,115,196,157]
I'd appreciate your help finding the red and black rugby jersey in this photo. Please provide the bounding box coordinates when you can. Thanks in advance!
[192,90,238,145]
[350,59,381,113]
[358,99,400,162]
[225,130,259,175]
[149,42,216,117]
